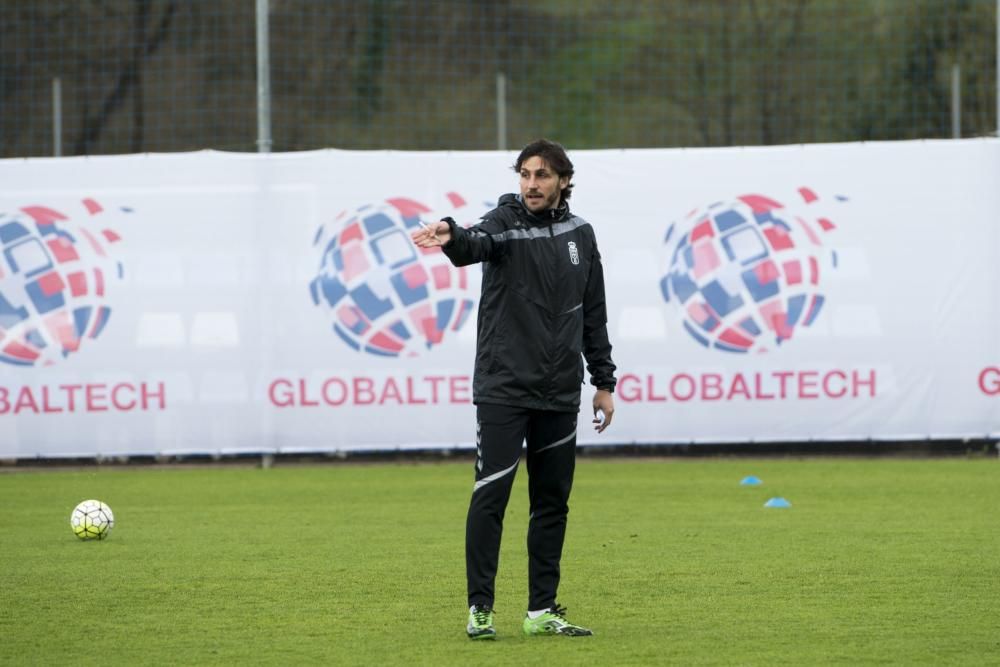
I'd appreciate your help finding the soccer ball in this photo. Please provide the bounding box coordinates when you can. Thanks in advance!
[70,499,115,540]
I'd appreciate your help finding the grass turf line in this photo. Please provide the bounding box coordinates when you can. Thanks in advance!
[1,459,998,665]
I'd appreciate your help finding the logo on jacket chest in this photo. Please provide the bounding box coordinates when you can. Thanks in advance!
[567,241,579,265]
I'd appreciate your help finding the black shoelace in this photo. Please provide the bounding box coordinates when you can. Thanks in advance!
[472,607,493,624]
[550,604,569,620]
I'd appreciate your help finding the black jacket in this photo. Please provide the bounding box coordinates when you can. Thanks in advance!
[442,193,617,412]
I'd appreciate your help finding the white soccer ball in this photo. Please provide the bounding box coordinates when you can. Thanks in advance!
[70,500,115,540]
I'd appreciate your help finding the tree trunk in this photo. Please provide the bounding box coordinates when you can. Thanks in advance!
[73,0,175,155]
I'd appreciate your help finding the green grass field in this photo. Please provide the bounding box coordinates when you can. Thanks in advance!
[2,457,998,665]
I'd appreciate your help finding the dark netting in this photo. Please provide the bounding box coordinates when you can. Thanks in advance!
[1,0,996,157]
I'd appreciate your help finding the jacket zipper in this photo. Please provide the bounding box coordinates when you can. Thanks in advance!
[545,220,556,399]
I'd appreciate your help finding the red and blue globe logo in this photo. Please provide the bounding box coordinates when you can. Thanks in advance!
[660,188,842,353]
[310,193,482,358]
[0,199,125,367]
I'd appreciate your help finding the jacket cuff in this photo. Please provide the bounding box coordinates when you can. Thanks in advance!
[441,216,458,250]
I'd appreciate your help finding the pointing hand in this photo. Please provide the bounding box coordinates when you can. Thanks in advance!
[411,220,451,248]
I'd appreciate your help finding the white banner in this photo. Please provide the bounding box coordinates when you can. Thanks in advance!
[1,139,998,458]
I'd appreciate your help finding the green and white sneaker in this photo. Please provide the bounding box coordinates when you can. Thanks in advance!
[522,604,593,637]
[466,605,496,640]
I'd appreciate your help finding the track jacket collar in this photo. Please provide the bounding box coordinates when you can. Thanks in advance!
[503,193,571,225]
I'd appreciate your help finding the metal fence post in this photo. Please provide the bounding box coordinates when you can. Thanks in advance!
[497,72,507,151]
[256,0,272,153]
[951,64,961,139]
[52,77,62,157]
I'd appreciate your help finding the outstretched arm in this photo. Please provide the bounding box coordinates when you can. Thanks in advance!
[410,216,504,266]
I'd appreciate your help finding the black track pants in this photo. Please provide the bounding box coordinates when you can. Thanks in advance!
[466,403,578,611]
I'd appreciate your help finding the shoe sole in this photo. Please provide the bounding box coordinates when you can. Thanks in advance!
[524,628,594,637]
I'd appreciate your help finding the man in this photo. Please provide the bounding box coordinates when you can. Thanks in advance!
[411,139,617,640]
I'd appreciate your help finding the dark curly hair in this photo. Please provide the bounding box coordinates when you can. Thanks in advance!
[513,139,575,203]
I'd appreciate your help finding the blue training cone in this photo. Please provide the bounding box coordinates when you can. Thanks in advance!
[764,497,792,508]
[740,475,763,486]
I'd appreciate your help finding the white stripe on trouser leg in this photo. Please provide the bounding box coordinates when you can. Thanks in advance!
[476,422,483,471]
[534,430,576,453]
[472,459,519,493]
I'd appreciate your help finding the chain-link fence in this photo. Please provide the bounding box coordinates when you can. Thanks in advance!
[1,0,997,158]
